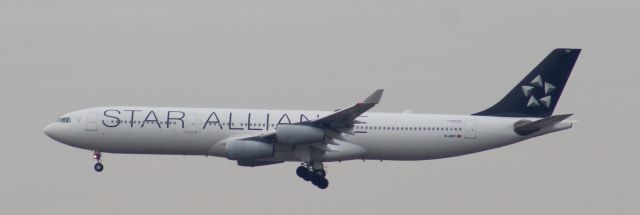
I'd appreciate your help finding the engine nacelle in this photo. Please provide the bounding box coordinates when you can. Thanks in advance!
[276,124,325,145]
[226,140,274,160]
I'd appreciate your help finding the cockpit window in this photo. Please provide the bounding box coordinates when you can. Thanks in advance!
[56,117,71,123]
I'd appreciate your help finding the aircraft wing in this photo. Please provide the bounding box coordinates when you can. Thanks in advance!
[238,130,277,143]
[304,89,384,132]
[232,89,383,143]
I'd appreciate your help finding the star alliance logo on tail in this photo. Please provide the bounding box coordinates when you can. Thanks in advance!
[521,75,555,108]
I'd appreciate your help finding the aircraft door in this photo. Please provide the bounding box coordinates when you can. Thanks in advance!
[185,113,197,133]
[86,112,98,131]
[464,119,476,139]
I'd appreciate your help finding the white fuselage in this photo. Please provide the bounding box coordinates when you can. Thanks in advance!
[44,106,573,162]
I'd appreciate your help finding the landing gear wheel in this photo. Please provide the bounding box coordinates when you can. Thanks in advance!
[92,151,103,172]
[313,169,326,178]
[94,163,104,172]
[310,174,322,186]
[297,162,329,189]
[296,166,310,181]
[310,175,329,189]
[317,178,329,189]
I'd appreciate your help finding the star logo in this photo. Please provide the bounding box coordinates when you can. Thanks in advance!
[521,75,555,108]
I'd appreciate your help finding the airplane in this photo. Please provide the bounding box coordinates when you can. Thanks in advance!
[44,48,580,189]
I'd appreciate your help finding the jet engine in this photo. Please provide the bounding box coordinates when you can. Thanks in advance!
[226,140,274,160]
[276,124,325,145]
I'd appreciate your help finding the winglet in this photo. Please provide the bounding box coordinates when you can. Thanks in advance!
[363,89,384,104]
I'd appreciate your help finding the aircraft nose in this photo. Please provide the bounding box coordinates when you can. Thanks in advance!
[44,123,53,136]
[44,123,64,142]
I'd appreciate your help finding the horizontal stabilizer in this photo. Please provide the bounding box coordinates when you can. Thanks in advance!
[514,114,573,135]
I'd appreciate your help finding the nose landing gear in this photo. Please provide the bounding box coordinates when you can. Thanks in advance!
[93,151,103,172]
[296,162,329,189]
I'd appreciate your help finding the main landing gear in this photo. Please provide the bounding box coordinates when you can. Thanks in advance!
[296,162,329,189]
[93,151,103,172]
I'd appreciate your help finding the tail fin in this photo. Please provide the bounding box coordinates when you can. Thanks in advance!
[473,48,581,117]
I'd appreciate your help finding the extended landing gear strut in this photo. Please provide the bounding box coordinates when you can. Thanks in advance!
[296,162,329,189]
[93,151,103,172]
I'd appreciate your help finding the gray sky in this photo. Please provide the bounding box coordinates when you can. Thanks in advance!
[1,0,638,214]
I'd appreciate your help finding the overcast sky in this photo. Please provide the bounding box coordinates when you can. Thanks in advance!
[1,0,638,214]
